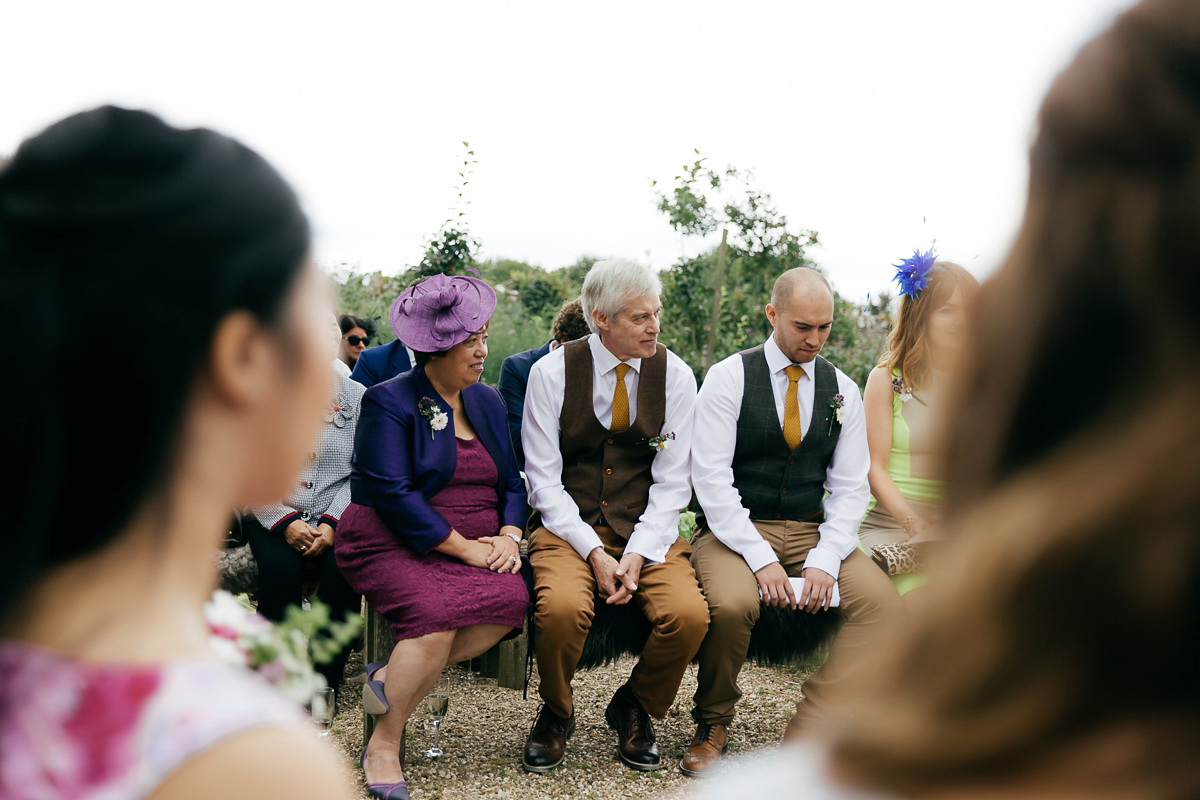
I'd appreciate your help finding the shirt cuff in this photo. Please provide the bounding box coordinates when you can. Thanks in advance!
[742,540,781,574]
[567,526,605,561]
[624,529,671,566]
[269,512,302,534]
[318,514,339,530]
[802,547,842,581]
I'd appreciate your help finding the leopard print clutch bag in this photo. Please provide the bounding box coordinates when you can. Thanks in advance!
[870,541,926,575]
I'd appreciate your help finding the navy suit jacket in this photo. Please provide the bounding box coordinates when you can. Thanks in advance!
[349,366,527,553]
[497,340,553,470]
[351,339,413,389]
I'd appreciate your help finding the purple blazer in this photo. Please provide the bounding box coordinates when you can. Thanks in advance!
[349,366,528,554]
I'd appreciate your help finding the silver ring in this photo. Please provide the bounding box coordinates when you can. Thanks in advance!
[509,555,519,564]
[300,545,308,551]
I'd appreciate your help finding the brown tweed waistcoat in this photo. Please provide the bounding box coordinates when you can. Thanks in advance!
[557,339,667,540]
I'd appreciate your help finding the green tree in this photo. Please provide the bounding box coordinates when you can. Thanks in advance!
[654,152,817,381]
[654,151,887,388]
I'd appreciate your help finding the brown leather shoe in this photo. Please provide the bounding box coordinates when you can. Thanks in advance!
[521,705,575,773]
[604,687,663,771]
[679,722,728,777]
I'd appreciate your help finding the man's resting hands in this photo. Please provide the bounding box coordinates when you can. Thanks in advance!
[588,547,644,605]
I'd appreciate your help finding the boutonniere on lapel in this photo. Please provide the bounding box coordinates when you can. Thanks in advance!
[417,397,450,440]
[647,432,676,452]
[828,394,846,435]
[324,392,357,428]
[892,376,914,403]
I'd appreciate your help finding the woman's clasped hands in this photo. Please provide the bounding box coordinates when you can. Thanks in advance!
[283,519,334,557]
[477,528,523,574]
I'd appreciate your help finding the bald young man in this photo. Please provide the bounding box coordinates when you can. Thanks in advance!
[680,268,901,776]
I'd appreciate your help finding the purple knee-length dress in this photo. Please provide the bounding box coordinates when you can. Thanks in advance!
[337,436,529,642]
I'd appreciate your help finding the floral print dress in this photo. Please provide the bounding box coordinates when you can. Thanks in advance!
[0,641,302,800]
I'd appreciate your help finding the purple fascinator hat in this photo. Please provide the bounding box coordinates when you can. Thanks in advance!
[390,273,498,352]
[892,246,938,299]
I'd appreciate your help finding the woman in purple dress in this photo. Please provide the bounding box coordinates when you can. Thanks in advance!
[335,273,529,800]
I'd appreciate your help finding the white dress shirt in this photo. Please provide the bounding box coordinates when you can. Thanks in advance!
[522,333,697,564]
[691,335,870,578]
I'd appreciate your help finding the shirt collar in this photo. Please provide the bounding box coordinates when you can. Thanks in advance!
[764,334,811,377]
[588,332,642,375]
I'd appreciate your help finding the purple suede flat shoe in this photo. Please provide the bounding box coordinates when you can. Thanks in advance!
[360,750,409,800]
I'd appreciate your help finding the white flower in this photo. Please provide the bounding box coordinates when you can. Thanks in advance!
[208,634,248,666]
[658,439,671,450]
[204,589,326,706]
[835,406,847,424]
[431,412,449,431]
[898,388,913,403]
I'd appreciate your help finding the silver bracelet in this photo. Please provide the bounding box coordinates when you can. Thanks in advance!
[504,532,522,546]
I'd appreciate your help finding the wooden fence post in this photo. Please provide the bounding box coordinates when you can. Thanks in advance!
[363,599,404,767]
[701,228,730,379]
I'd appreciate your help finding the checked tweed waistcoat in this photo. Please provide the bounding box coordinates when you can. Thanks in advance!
[558,339,667,540]
[732,345,841,522]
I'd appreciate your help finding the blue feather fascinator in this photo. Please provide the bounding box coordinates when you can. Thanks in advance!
[893,246,938,298]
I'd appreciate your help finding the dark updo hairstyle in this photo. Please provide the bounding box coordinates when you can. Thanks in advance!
[339,313,376,340]
[0,106,310,622]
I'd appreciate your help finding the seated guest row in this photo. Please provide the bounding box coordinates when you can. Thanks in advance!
[334,254,975,797]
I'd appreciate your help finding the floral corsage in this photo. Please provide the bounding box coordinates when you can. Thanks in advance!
[324,391,357,428]
[417,397,450,440]
[648,432,676,451]
[206,590,363,706]
[892,377,914,403]
[828,394,846,434]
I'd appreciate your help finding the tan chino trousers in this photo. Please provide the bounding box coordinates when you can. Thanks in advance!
[528,524,709,719]
[690,520,901,727]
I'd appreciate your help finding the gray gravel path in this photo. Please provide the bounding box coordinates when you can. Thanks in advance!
[328,651,816,799]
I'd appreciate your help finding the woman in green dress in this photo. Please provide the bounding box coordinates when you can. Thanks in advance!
[860,256,978,592]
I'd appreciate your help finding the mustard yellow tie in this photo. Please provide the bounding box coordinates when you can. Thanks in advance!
[611,363,632,432]
[783,365,804,450]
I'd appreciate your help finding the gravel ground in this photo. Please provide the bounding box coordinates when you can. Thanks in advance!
[326,650,817,800]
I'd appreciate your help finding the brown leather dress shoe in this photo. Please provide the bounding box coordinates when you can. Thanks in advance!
[604,688,663,771]
[679,722,728,777]
[521,705,575,773]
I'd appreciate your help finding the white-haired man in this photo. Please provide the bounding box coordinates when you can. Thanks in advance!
[520,259,709,773]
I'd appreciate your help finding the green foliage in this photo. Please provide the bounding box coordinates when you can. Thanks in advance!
[279,599,364,666]
[414,227,479,279]
[823,297,892,389]
[326,264,404,345]
[482,291,552,386]
[520,277,562,319]
[678,509,697,541]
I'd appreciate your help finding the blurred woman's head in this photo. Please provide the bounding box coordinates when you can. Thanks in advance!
[338,313,374,367]
[0,106,327,624]
[882,262,978,388]
[832,1,1200,796]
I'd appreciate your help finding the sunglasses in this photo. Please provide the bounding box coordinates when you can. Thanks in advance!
[345,335,371,347]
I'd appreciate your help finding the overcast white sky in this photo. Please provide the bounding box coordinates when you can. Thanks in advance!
[2,0,1135,301]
